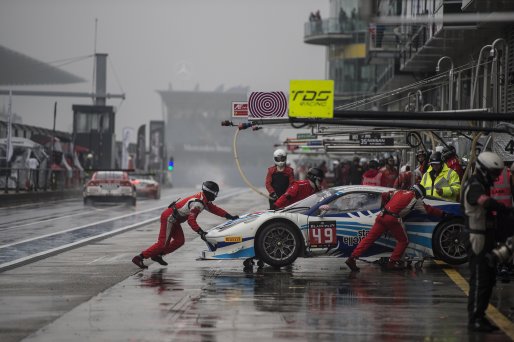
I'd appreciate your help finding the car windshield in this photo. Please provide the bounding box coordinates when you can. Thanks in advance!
[280,189,335,212]
[94,171,126,180]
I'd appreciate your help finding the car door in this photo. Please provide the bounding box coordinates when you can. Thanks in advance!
[306,191,383,256]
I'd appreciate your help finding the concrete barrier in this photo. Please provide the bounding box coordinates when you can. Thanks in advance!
[0,190,83,207]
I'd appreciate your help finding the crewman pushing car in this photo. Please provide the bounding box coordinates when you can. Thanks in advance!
[345,184,450,271]
[273,168,325,209]
[131,181,239,269]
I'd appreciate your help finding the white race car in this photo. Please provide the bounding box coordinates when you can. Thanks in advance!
[201,186,466,269]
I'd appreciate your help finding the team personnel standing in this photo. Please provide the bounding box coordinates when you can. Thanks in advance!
[394,165,416,190]
[349,156,364,185]
[265,149,295,209]
[345,184,447,271]
[132,181,239,269]
[380,154,399,187]
[361,159,382,186]
[420,152,461,201]
[462,152,514,332]
[274,168,325,209]
[442,146,464,180]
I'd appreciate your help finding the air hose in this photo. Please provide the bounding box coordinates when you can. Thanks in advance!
[226,122,272,200]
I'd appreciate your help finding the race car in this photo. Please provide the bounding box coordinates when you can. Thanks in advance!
[201,185,466,269]
[129,173,161,199]
[83,171,136,206]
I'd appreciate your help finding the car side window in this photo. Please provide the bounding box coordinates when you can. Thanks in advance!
[322,192,382,215]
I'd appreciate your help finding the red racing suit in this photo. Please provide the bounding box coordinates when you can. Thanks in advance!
[351,190,444,261]
[445,156,464,180]
[379,166,398,188]
[394,171,415,190]
[274,180,316,209]
[265,165,295,196]
[141,192,228,259]
[361,169,382,186]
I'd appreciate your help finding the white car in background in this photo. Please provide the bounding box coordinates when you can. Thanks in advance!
[83,171,136,206]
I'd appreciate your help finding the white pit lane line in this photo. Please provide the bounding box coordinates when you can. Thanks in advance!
[0,188,249,272]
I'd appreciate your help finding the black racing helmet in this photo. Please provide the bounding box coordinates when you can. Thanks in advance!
[442,146,456,161]
[307,167,325,183]
[368,159,379,170]
[202,181,219,201]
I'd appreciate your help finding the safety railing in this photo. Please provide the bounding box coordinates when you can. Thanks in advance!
[0,168,85,193]
[304,18,367,38]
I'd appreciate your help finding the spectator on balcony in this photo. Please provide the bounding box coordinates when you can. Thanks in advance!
[314,10,322,33]
[339,8,347,31]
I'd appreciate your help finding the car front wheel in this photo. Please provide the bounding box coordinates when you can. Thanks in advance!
[432,218,468,265]
[255,222,301,268]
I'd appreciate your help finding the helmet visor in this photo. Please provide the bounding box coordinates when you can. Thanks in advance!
[202,184,218,198]
[274,156,286,163]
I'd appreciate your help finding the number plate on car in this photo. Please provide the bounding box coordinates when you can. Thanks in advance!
[308,221,337,248]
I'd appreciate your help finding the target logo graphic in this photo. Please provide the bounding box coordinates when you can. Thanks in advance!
[248,91,288,118]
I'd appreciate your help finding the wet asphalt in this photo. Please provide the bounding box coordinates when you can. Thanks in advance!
[0,188,513,341]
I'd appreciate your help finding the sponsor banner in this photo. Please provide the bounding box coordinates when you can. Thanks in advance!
[121,127,134,169]
[149,121,165,170]
[357,133,395,146]
[248,91,288,119]
[289,80,334,118]
[232,101,248,118]
[136,124,146,170]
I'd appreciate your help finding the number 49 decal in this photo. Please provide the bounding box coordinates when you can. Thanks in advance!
[505,140,514,154]
[308,221,337,247]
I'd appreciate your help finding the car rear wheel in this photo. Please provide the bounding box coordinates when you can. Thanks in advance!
[83,197,92,206]
[255,222,301,268]
[432,218,468,265]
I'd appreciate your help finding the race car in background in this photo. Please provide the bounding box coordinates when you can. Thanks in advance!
[83,171,136,206]
[129,173,161,199]
[201,186,466,269]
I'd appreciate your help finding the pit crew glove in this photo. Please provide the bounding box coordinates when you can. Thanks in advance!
[197,228,207,240]
[269,192,278,200]
[225,214,239,221]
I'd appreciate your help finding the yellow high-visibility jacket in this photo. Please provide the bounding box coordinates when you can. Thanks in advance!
[420,164,461,201]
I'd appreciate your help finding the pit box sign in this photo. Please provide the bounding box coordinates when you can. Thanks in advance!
[308,221,337,248]
[289,80,334,119]
[232,101,248,118]
[359,133,394,146]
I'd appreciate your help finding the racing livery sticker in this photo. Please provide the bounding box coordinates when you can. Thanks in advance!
[309,221,337,248]
[224,236,242,243]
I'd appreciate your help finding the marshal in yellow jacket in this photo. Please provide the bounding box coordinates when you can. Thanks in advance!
[420,163,461,201]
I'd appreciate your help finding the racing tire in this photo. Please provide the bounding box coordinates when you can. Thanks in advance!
[83,197,92,206]
[154,190,161,200]
[255,222,301,268]
[432,218,468,265]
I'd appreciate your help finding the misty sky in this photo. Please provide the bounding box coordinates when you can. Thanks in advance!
[1,0,328,142]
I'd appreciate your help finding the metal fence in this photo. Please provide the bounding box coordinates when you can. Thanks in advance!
[0,168,84,193]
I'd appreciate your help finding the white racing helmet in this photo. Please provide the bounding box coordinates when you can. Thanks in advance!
[476,152,504,184]
[273,149,287,167]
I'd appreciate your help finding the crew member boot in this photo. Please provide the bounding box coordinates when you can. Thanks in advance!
[132,254,148,269]
[151,255,168,266]
[345,257,360,272]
